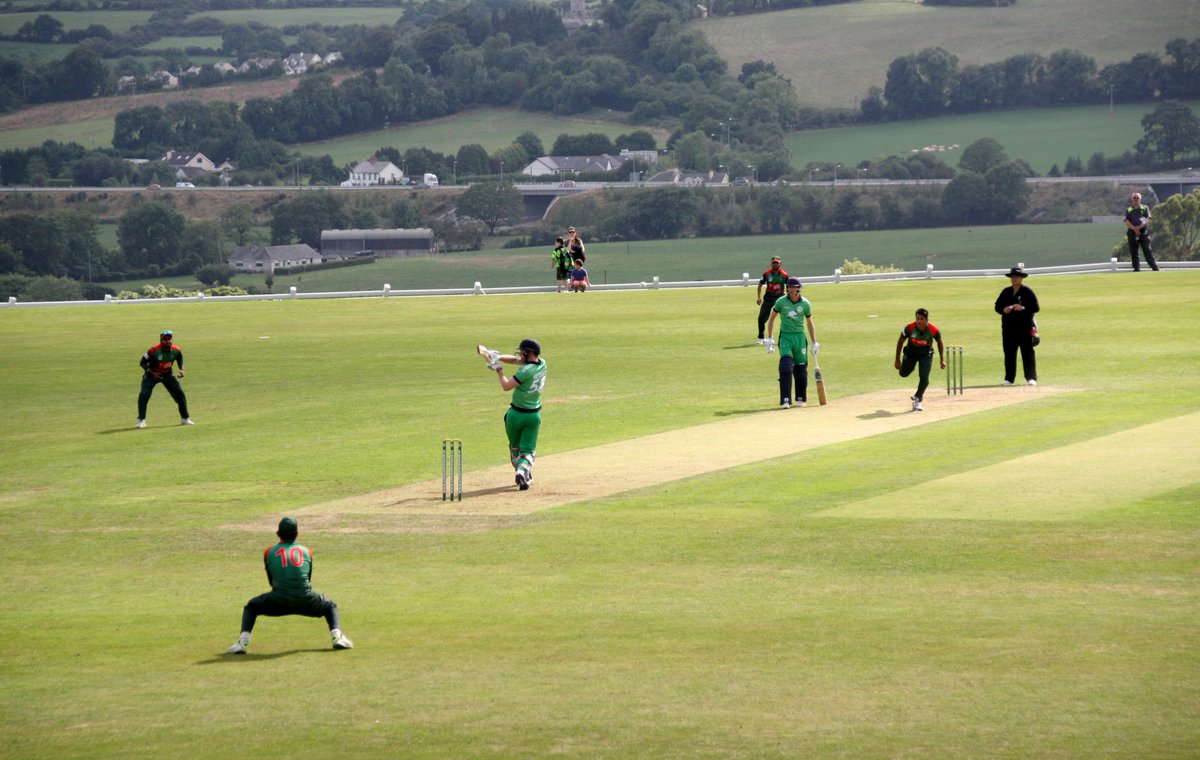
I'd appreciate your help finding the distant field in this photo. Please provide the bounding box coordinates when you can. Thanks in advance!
[700,0,1200,109]
[198,7,405,26]
[0,10,153,35]
[144,36,225,51]
[787,101,1200,174]
[296,108,673,164]
[0,40,75,62]
[98,223,1126,293]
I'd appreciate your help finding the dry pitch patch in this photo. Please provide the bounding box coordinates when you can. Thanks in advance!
[225,385,1066,534]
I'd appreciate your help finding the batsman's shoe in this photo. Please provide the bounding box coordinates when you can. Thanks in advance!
[331,631,353,650]
[756,338,765,345]
[135,419,146,429]
[796,400,807,408]
[180,418,194,425]
[515,470,530,490]
[780,400,791,409]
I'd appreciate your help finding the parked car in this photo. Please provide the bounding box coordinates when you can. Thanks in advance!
[147,183,161,190]
[175,181,195,188]
[732,177,751,186]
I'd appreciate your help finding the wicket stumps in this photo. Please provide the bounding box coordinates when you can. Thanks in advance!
[946,345,964,395]
[442,439,463,501]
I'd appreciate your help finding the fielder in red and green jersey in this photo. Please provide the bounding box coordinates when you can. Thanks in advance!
[136,329,191,427]
[895,308,945,411]
[492,338,547,491]
[755,257,789,342]
[765,277,817,408]
[227,516,352,654]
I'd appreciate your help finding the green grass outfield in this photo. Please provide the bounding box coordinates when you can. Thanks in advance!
[100,222,1129,294]
[701,0,1200,109]
[1,271,1197,757]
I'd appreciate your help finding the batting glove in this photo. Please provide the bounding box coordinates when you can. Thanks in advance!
[487,350,500,364]
[812,341,820,355]
[765,338,775,354]
[487,359,502,371]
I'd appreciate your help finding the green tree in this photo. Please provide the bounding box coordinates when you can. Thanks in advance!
[941,171,993,225]
[984,161,1032,222]
[180,221,226,270]
[455,182,523,234]
[269,192,347,247]
[1136,100,1200,164]
[618,186,697,239]
[117,202,186,269]
[456,144,490,177]
[195,263,236,286]
[220,204,259,246]
[1148,188,1200,260]
[958,137,1008,175]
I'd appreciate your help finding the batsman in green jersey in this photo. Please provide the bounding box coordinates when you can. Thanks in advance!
[227,516,353,654]
[765,277,818,409]
[489,338,547,491]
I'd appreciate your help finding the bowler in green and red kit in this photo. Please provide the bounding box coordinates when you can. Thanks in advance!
[136,329,191,428]
[493,338,547,490]
[895,308,945,412]
[226,516,352,654]
[755,257,788,343]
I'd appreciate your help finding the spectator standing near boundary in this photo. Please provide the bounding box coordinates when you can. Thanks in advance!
[765,277,818,408]
[565,227,585,265]
[1124,192,1160,272]
[994,266,1040,386]
[552,237,573,292]
[895,308,945,412]
[569,259,590,292]
[755,257,788,344]
[489,338,547,490]
[136,329,192,428]
[227,516,353,654]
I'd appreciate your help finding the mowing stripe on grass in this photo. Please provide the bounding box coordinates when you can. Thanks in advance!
[818,411,1200,522]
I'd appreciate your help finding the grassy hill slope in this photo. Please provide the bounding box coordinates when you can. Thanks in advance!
[700,0,1200,109]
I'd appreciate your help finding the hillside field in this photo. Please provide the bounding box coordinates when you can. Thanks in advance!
[701,0,1200,109]
[0,271,1197,757]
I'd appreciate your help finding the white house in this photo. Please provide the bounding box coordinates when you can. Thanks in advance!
[162,150,216,174]
[645,168,729,186]
[520,155,626,178]
[229,244,322,274]
[343,159,404,186]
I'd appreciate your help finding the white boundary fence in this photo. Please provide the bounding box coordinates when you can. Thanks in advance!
[3,258,1198,308]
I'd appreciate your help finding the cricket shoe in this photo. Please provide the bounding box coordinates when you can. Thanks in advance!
[180,418,194,425]
[515,470,530,490]
[1027,379,1038,386]
[135,419,146,429]
[1001,380,1014,386]
[796,400,806,407]
[227,636,249,654]
[912,397,923,412]
[331,631,353,650]
[780,400,791,409]
[756,338,765,345]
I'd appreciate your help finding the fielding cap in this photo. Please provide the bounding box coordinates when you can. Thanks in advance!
[278,516,298,534]
[160,329,173,336]
[786,277,802,288]
[518,338,542,355]
[771,257,781,264]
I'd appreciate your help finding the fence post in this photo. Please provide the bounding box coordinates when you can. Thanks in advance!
[742,272,749,285]
[104,294,112,303]
[1110,257,1118,272]
[925,264,934,280]
[834,267,842,284]
[473,282,485,295]
[383,284,391,297]
[652,276,660,290]
[290,286,297,298]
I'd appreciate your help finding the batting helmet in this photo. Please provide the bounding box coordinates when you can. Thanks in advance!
[786,277,802,288]
[518,338,542,355]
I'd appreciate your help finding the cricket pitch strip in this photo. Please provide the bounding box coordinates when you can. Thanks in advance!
[262,385,1064,532]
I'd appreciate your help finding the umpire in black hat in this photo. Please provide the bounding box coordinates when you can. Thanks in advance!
[994,267,1039,386]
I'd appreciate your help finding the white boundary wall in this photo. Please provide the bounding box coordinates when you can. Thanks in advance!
[4,258,1198,308]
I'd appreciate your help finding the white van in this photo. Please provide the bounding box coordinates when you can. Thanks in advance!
[422,173,439,187]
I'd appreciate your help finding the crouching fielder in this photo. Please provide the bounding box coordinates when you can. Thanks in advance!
[489,338,547,490]
[765,277,817,409]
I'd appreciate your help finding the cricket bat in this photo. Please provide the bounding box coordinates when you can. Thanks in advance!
[476,344,490,358]
[814,355,828,406]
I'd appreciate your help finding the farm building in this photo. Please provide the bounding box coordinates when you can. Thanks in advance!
[320,229,436,258]
[229,244,322,273]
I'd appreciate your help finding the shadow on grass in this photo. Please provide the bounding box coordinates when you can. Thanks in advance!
[198,648,334,664]
[713,407,773,417]
[721,343,762,350]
